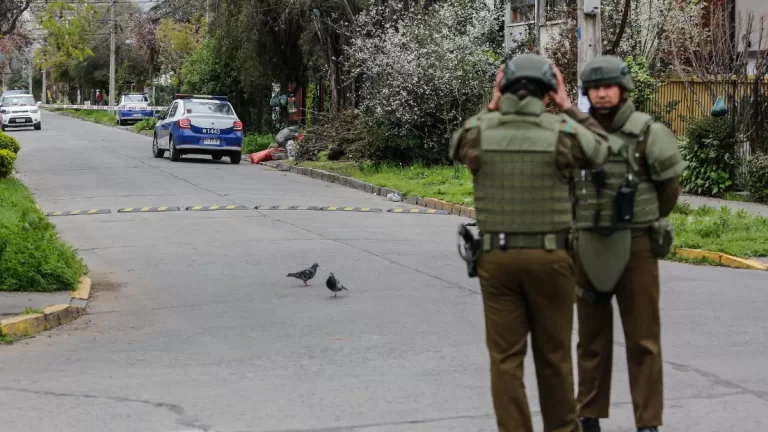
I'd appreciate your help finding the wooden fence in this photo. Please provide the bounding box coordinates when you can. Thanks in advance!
[644,76,768,140]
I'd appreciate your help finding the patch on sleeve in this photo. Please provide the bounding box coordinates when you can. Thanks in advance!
[559,120,575,135]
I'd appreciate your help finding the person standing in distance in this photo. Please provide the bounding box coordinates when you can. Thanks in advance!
[449,53,611,432]
[562,55,685,432]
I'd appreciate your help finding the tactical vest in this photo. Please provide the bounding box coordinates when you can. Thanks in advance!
[473,112,572,234]
[573,111,660,230]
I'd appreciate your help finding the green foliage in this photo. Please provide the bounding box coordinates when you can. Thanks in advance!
[242,133,274,154]
[35,0,99,70]
[133,118,158,132]
[670,202,768,258]
[680,117,738,196]
[745,153,768,203]
[0,149,16,179]
[0,133,21,154]
[0,178,88,292]
[625,56,679,128]
[180,38,216,94]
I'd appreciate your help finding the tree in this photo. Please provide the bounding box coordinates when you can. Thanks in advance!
[35,0,100,71]
[0,0,31,37]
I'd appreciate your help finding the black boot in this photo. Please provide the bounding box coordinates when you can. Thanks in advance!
[637,428,658,432]
[579,417,600,432]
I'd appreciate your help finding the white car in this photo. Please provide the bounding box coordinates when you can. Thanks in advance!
[0,94,42,131]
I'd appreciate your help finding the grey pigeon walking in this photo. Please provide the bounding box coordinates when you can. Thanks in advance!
[326,273,349,297]
[287,263,319,286]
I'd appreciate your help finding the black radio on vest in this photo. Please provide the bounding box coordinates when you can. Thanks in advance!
[615,173,638,222]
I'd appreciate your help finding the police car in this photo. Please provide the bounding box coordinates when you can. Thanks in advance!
[115,92,153,125]
[152,94,244,164]
[0,94,42,132]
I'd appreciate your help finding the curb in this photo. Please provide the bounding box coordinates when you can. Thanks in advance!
[261,161,477,219]
[0,276,92,342]
[261,161,768,272]
[674,248,768,271]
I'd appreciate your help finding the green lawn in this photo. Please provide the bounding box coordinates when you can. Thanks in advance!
[0,178,88,292]
[49,108,115,126]
[293,160,768,260]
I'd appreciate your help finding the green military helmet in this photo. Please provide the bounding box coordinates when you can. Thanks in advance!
[580,55,635,93]
[500,53,557,93]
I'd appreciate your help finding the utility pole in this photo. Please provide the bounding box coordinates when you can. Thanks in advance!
[42,69,46,104]
[576,0,602,112]
[28,57,33,96]
[109,0,117,106]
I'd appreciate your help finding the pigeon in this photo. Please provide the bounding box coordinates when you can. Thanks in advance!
[326,273,349,297]
[287,263,319,286]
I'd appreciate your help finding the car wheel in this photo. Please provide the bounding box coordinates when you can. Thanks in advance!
[152,135,165,158]
[212,155,223,161]
[230,152,242,164]
[34,122,41,131]
[169,136,181,161]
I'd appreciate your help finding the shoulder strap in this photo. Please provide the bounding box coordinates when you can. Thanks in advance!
[625,112,655,174]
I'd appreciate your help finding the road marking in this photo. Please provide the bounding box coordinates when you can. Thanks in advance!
[256,205,320,211]
[46,209,111,216]
[387,208,449,215]
[320,206,383,212]
[117,207,181,213]
[185,205,249,211]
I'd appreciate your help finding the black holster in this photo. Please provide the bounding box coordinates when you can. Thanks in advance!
[457,223,480,278]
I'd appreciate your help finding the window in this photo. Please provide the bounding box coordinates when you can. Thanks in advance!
[183,101,235,116]
[509,0,535,24]
[123,94,149,103]
[168,102,179,118]
[3,95,35,105]
[545,0,575,21]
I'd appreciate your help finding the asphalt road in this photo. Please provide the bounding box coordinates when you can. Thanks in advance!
[1,111,767,432]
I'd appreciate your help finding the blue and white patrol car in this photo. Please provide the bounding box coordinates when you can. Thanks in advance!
[115,93,154,125]
[152,94,244,164]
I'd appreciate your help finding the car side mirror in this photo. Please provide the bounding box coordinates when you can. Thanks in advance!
[154,114,164,120]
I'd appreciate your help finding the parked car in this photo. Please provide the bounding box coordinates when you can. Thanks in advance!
[152,94,244,164]
[115,93,154,126]
[0,94,41,131]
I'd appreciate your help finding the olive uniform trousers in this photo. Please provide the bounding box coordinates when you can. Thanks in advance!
[477,246,581,432]
[574,233,663,428]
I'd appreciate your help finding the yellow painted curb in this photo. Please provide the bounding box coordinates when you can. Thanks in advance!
[0,276,92,340]
[675,248,768,271]
[72,276,92,300]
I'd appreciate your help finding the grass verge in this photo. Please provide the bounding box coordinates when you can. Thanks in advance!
[49,108,115,126]
[0,178,88,292]
[291,160,768,260]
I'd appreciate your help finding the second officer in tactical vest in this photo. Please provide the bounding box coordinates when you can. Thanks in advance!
[563,55,685,432]
[450,53,611,432]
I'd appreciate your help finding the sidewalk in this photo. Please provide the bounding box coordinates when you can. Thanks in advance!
[0,292,73,317]
[680,193,768,217]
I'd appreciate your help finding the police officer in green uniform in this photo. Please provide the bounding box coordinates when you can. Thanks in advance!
[562,55,686,432]
[450,53,611,432]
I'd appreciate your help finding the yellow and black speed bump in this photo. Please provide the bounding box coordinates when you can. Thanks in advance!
[118,206,181,213]
[185,205,249,211]
[46,209,111,217]
[387,208,449,215]
[320,206,383,212]
[255,205,320,211]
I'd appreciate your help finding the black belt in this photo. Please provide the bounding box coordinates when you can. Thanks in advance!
[482,232,569,251]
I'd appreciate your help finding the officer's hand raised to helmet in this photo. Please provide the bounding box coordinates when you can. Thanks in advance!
[488,64,505,111]
[548,65,572,111]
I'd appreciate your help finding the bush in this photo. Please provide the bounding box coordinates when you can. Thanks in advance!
[0,133,21,154]
[0,179,88,292]
[745,153,768,203]
[0,149,16,179]
[132,118,158,132]
[242,133,274,154]
[680,117,738,196]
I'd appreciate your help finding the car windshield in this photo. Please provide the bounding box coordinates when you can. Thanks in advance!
[184,101,235,116]
[123,94,149,103]
[3,95,35,105]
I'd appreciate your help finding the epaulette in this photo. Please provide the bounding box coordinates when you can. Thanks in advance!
[464,117,479,130]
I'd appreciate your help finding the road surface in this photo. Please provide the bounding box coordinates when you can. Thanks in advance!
[1,111,767,432]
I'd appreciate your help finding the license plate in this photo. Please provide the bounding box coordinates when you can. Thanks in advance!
[12,118,25,123]
[202,138,220,145]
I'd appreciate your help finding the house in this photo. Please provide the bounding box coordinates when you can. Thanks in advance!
[504,0,574,53]
[735,0,768,74]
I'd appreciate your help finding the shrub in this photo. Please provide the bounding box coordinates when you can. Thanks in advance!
[745,152,768,203]
[0,133,21,154]
[132,117,158,132]
[680,117,738,196]
[242,133,274,154]
[0,149,16,178]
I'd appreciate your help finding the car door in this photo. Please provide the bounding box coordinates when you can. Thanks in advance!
[159,102,178,148]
